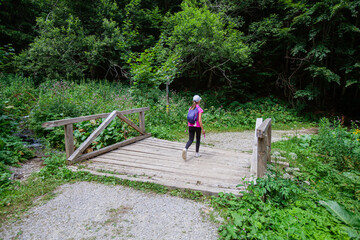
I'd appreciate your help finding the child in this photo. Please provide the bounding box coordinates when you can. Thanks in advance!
[182,95,205,160]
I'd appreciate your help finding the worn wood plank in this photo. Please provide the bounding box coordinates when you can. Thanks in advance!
[116,112,145,134]
[108,148,249,168]
[257,137,267,178]
[256,118,271,138]
[64,124,74,158]
[42,107,150,127]
[139,111,145,132]
[69,167,244,196]
[90,154,249,178]
[86,160,248,184]
[251,118,262,174]
[74,133,151,162]
[68,111,118,161]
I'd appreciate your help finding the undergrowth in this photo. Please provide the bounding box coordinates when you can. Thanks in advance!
[211,120,360,239]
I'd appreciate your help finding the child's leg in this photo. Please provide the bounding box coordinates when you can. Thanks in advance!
[185,127,195,149]
[195,127,201,152]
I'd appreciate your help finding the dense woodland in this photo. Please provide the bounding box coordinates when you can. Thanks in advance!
[1,0,360,117]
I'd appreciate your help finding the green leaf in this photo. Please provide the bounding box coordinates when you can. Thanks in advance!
[319,200,360,227]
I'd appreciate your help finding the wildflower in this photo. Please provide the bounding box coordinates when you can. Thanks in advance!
[289,152,297,160]
[247,209,250,211]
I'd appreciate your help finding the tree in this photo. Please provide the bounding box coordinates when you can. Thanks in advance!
[129,0,252,91]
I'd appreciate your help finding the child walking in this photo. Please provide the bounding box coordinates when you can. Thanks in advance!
[182,95,205,160]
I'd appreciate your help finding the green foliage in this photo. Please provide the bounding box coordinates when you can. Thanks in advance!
[0,74,38,116]
[317,118,360,171]
[213,118,359,239]
[212,175,349,239]
[0,44,15,72]
[130,0,252,91]
[0,99,34,193]
[16,15,88,79]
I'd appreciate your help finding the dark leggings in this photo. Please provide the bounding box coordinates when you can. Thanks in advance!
[185,127,201,152]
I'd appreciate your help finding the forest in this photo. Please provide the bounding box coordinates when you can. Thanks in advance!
[1,0,360,239]
[1,0,360,117]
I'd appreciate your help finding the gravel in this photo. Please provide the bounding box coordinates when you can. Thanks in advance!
[203,128,318,152]
[0,182,219,240]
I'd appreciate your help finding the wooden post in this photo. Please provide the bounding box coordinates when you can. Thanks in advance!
[251,118,263,174]
[139,111,145,132]
[266,124,272,162]
[64,124,74,158]
[257,137,266,178]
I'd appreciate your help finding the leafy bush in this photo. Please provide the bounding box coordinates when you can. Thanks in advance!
[213,118,360,239]
[0,102,34,193]
[317,118,360,171]
[212,174,349,239]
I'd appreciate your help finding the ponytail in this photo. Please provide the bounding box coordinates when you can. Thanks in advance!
[190,101,198,110]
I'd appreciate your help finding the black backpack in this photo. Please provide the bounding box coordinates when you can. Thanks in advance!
[187,107,199,124]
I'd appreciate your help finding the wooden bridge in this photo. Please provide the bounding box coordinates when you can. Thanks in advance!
[43,108,272,195]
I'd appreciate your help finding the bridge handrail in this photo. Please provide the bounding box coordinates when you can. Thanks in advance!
[42,107,150,163]
[42,107,149,128]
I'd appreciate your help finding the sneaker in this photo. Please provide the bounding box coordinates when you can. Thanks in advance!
[195,152,201,158]
[182,148,187,160]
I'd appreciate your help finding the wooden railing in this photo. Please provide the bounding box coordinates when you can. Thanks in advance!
[42,107,151,163]
[251,118,272,178]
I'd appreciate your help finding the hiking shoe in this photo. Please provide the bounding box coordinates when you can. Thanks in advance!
[182,148,187,160]
[195,152,201,158]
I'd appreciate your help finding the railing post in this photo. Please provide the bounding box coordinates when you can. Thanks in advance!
[251,118,263,174]
[266,123,272,162]
[64,124,74,158]
[139,111,145,133]
[257,137,266,178]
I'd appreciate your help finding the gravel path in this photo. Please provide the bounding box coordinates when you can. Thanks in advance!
[0,182,219,240]
[202,128,317,152]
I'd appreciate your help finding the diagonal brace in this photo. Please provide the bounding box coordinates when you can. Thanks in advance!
[68,110,118,161]
[116,112,145,135]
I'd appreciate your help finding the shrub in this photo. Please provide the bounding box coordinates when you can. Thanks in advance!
[317,118,360,171]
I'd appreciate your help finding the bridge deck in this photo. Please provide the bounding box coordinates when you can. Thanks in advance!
[71,137,254,195]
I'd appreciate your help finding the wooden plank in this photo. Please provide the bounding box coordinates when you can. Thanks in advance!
[139,111,145,132]
[257,137,267,178]
[133,140,245,157]
[42,107,150,127]
[64,124,74,158]
[74,133,151,162]
[251,118,262,174]
[256,118,272,138]
[89,156,248,180]
[91,153,248,177]
[114,146,246,167]
[86,160,247,183]
[68,111,118,161]
[69,167,245,196]
[116,112,145,134]
[109,148,249,168]
[266,124,272,163]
